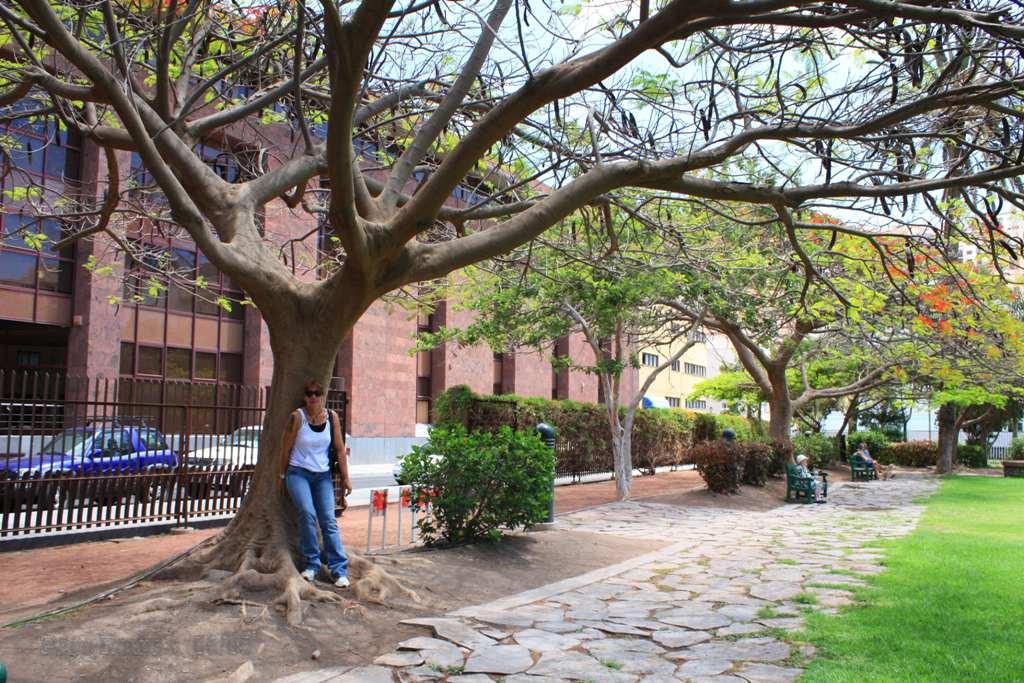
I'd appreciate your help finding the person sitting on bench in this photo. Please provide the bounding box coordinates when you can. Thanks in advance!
[855,442,895,480]
[794,454,827,503]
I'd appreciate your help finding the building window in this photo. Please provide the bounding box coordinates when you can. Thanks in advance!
[166,347,191,379]
[686,399,708,410]
[219,353,242,383]
[0,113,79,304]
[684,362,707,377]
[123,241,245,320]
[0,216,74,294]
[642,352,658,367]
[667,397,680,408]
[416,298,435,424]
[688,330,707,343]
[671,360,680,372]
[119,343,134,375]
[195,351,216,380]
[493,352,505,396]
[119,342,243,384]
[15,350,41,367]
[137,345,163,376]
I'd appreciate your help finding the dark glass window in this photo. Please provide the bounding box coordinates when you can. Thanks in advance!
[137,346,163,375]
[119,343,135,375]
[166,347,191,379]
[167,248,196,312]
[195,352,216,379]
[15,350,41,366]
[0,251,37,288]
[219,353,242,383]
[39,257,73,293]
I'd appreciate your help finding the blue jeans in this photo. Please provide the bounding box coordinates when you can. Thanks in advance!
[285,466,348,578]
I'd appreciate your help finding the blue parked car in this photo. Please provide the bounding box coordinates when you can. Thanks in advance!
[1,422,178,476]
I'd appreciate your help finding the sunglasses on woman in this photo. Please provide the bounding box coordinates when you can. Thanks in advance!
[304,389,323,397]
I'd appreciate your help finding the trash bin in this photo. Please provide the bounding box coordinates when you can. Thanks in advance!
[535,423,557,523]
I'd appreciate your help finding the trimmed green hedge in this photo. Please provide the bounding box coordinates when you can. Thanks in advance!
[887,441,938,467]
[434,385,765,477]
[870,441,987,468]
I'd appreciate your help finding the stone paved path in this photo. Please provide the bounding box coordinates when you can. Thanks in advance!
[277,476,939,683]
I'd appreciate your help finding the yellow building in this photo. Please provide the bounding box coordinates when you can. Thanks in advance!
[638,329,735,413]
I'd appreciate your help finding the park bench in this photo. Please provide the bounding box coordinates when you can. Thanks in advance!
[785,463,828,504]
[849,454,878,481]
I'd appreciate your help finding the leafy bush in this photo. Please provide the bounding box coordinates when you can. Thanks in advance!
[402,425,554,545]
[1009,437,1024,460]
[847,430,891,461]
[794,433,838,469]
[740,443,773,486]
[693,412,721,443]
[887,441,938,467]
[691,441,744,494]
[957,444,988,468]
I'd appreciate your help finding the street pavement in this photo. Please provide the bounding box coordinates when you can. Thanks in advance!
[276,475,940,683]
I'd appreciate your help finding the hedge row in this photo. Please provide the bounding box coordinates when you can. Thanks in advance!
[847,436,989,468]
[434,385,764,477]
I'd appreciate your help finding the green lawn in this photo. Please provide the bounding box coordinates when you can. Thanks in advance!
[799,476,1024,682]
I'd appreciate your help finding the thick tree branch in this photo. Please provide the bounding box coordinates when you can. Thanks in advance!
[793,365,893,409]
[380,0,513,211]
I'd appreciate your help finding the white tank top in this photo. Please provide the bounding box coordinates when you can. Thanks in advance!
[289,408,332,473]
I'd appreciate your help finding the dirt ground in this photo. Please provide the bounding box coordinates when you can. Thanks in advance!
[0,527,664,683]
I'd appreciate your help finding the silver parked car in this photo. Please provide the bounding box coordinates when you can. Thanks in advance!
[188,425,262,468]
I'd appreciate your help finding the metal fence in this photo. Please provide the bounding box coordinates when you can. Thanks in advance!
[0,371,347,539]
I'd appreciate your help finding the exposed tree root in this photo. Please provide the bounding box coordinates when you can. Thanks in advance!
[348,554,421,605]
[157,493,419,625]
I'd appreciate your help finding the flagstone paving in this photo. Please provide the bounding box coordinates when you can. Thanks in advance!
[280,476,939,682]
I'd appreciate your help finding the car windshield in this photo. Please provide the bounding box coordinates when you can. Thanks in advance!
[138,428,169,451]
[227,428,260,447]
[38,428,94,456]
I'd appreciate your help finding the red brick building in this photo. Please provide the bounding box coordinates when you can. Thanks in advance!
[0,121,602,440]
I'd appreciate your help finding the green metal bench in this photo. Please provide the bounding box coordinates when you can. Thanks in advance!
[849,454,878,481]
[785,464,828,504]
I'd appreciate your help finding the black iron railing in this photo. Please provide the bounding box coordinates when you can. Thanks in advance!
[0,370,347,539]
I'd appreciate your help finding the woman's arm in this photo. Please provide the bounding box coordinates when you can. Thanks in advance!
[279,411,300,478]
[330,410,352,495]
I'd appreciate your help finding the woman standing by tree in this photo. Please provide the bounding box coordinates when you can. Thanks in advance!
[279,380,352,587]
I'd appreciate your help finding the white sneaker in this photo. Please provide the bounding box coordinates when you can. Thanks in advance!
[300,568,316,582]
[333,574,350,588]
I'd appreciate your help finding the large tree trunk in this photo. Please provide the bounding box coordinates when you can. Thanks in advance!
[611,411,635,501]
[169,303,416,623]
[936,402,958,474]
[767,393,794,451]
